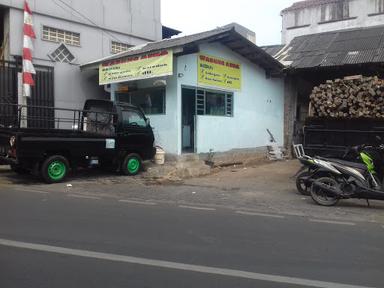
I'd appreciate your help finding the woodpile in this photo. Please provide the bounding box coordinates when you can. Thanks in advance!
[309,75,384,118]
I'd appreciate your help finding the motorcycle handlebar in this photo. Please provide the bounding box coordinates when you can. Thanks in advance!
[342,145,361,159]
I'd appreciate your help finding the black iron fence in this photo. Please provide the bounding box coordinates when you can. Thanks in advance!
[0,60,54,128]
[0,61,18,127]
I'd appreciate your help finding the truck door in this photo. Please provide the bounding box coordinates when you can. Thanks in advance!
[118,108,152,155]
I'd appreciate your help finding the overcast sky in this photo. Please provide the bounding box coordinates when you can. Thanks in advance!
[161,0,297,46]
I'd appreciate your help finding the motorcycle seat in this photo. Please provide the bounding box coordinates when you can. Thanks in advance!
[327,158,367,170]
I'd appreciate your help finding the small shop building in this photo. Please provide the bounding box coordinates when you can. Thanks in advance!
[80,26,285,156]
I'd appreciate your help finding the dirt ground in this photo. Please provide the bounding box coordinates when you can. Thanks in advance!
[1,160,384,224]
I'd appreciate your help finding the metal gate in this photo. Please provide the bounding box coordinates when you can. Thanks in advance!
[0,60,54,128]
[0,61,18,127]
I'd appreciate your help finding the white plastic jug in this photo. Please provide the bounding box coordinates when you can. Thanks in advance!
[154,147,165,165]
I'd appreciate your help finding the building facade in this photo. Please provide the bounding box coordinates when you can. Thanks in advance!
[281,0,384,44]
[0,0,162,109]
[265,23,384,154]
[81,27,285,155]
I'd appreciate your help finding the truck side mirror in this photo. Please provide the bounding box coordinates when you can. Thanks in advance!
[146,118,151,126]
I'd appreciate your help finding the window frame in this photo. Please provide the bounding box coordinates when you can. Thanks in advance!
[319,1,353,23]
[368,0,384,16]
[190,86,234,118]
[42,25,81,47]
[121,108,148,128]
[116,87,166,115]
[48,43,76,63]
[111,41,133,54]
[288,9,311,29]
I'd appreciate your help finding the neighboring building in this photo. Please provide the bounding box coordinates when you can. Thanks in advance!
[222,22,256,44]
[263,24,384,150]
[281,0,384,44]
[81,26,284,156]
[162,26,181,39]
[0,0,164,110]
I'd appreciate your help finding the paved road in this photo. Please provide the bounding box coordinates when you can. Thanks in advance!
[2,161,384,224]
[0,186,383,288]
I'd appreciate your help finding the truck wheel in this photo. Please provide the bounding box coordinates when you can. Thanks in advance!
[41,155,69,184]
[122,153,142,176]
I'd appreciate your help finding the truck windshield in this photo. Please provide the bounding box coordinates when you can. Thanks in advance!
[121,110,147,127]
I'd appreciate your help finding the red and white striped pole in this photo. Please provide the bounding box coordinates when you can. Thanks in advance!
[22,0,36,97]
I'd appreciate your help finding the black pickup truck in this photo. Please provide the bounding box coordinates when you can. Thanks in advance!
[0,99,156,183]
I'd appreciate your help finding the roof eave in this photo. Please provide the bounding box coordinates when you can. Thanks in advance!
[80,27,284,74]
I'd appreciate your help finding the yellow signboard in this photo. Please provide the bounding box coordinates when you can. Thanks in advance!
[198,54,241,90]
[99,49,173,85]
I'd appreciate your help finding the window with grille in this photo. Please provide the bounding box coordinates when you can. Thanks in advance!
[49,44,75,63]
[195,88,233,117]
[375,0,384,13]
[111,41,132,54]
[42,26,80,46]
[320,1,350,22]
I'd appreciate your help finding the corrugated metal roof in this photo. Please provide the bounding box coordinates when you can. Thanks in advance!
[81,26,283,74]
[272,25,384,70]
[260,45,285,57]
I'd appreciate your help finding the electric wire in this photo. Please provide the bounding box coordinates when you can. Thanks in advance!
[51,0,125,44]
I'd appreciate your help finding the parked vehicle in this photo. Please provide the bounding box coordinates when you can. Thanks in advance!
[0,100,156,183]
[294,142,384,195]
[294,144,338,195]
[295,156,321,195]
[309,143,384,206]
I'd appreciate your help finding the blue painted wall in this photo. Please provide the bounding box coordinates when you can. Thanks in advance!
[118,42,284,155]
[175,43,285,154]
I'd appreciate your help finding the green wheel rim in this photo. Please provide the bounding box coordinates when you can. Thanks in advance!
[48,161,66,181]
[127,158,140,174]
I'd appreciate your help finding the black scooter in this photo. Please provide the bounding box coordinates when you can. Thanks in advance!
[295,143,383,196]
[294,147,359,196]
[309,143,384,206]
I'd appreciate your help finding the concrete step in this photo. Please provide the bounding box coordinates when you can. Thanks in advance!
[176,153,201,163]
[144,159,211,181]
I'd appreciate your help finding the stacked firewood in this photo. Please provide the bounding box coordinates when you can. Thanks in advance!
[309,75,384,118]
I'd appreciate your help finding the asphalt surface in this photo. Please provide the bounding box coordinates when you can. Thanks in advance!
[0,186,383,288]
[2,160,384,224]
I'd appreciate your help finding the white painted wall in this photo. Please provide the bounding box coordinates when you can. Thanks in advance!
[8,8,151,64]
[0,0,162,43]
[282,0,384,44]
[4,0,161,111]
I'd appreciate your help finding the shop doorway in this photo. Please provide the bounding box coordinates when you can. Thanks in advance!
[182,88,196,153]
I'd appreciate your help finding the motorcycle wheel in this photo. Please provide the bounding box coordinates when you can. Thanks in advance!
[296,171,311,196]
[310,177,339,206]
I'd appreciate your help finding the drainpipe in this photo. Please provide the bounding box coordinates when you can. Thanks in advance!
[110,83,117,102]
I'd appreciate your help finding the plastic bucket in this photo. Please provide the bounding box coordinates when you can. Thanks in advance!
[154,147,165,165]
